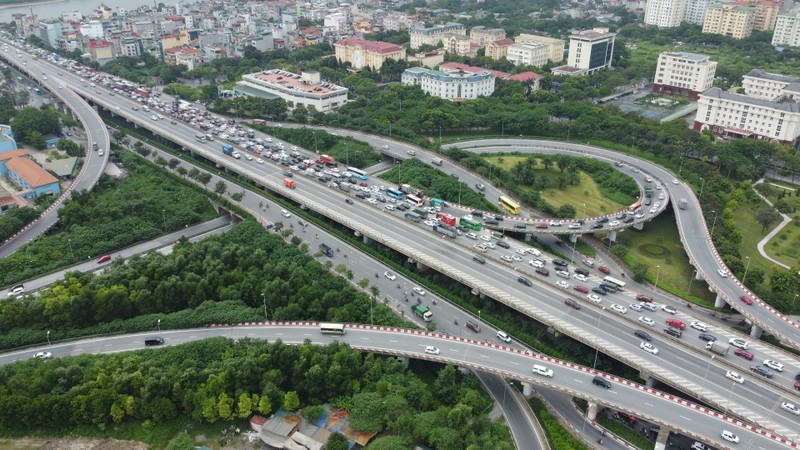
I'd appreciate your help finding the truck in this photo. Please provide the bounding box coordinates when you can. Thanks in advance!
[413,208,429,219]
[412,304,433,322]
[283,178,296,189]
[705,341,729,356]
[404,212,421,222]
[319,243,334,257]
[434,224,456,238]
[222,144,235,156]
[431,157,443,166]
[338,183,351,192]
[644,187,654,198]
[679,198,688,210]
[316,154,336,166]
[400,183,424,197]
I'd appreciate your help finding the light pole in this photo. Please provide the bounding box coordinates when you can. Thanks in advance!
[678,157,684,174]
[710,210,719,237]
[583,203,587,218]
[46,330,50,346]
[478,310,481,322]
[593,307,605,369]
[262,293,268,321]
[688,269,697,295]
[699,177,706,198]
[742,256,751,283]
[157,319,161,332]
[162,209,167,231]
[655,265,661,291]
[701,355,715,391]
[794,294,799,313]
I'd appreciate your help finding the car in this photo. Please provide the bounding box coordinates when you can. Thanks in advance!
[640,342,659,355]
[497,330,512,343]
[734,348,754,360]
[635,294,654,303]
[556,280,570,289]
[750,365,774,378]
[729,338,749,349]
[384,271,396,281]
[568,223,581,229]
[592,375,612,389]
[591,223,604,230]
[385,204,395,211]
[532,364,554,377]
[739,295,753,305]
[565,298,581,309]
[666,318,685,329]
[553,259,568,268]
[587,294,602,304]
[345,198,354,205]
[245,154,253,161]
[555,270,570,279]
[280,209,291,218]
[511,254,523,262]
[33,351,52,360]
[96,255,111,264]
[550,221,563,227]
[721,430,739,444]
[640,302,657,312]
[781,401,800,416]
[145,337,165,346]
[256,158,264,164]
[763,359,784,372]
[598,266,611,274]
[672,179,679,185]
[536,268,550,276]
[413,287,426,296]
[591,287,606,296]
[717,269,728,278]
[638,316,655,327]
[466,320,481,333]
[518,276,533,287]
[661,305,677,315]
[611,304,627,314]
[424,345,440,355]
[690,321,708,332]
[535,224,549,229]
[573,273,588,282]
[649,207,658,214]
[725,371,744,384]
[630,303,643,312]
[501,255,514,263]
[609,220,620,227]
[573,285,589,294]
[475,183,485,191]
[699,333,717,342]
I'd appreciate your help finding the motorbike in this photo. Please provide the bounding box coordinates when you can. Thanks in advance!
[454,319,458,325]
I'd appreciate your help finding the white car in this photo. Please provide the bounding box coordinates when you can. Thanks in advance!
[649,207,658,214]
[486,242,496,249]
[511,255,523,262]
[640,342,658,355]
[550,221,563,227]
[587,294,602,304]
[556,281,570,289]
[610,304,627,314]
[568,223,581,229]
[245,154,253,161]
[635,213,645,219]
[690,321,708,332]
[717,269,728,278]
[480,235,491,242]
[721,430,739,444]
[573,274,588,282]
[33,351,52,360]
[638,316,655,327]
[672,179,679,185]
[413,287,426,296]
[529,259,544,268]
[280,209,291,218]
[256,158,264,164]
[496,330,512,343]
[515,248,528,255]
[728,338,749,350]
[424,345,440,355]
[641,302,657,312]
[763,359,784,372]
[609,220,620,227]
[661,305,677,315]
[658,193,665,200]
[385,204,396,211]
[630,303,642,312]
[501,255,513,263]
[781,401,800,416]
[725,371,744,384]
[384,271,396,281]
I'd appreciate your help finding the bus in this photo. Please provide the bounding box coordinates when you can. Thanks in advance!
[386,188,404,200]
[253,118,267,125]
[406,194,424,207]
[320,323,346,335]
[460,216,483,231]
[430,198,446,208]
[602,276,627,291]
[347,167,368,181]
[628,201,641,213]
[498,196,521,215]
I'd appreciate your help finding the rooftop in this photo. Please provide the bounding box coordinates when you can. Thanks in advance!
[491,38,514,46]
[661,51,709,61]
[336,38,404,54]
[440,62,508,78]
[701,87,800,113]
[506,71,543,82]
[3,154,60,188]
[744,69,800,84]
[243,70,346,96]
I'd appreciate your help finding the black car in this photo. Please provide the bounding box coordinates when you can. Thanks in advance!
[593,376,612,389]
[472,211,484,218]
[598,217,610,224]
[553,259,568,268]
[517,276,533,287]
[575,268,589,276]
[494,215,504,221]
[355,192,368,199]
[536,268,550,276]
[514,223,527,229]
[496,240,510,249]
[623,217,635,224]
[591,287,606,295]
[284,171,293,177]
[484,219,499,225]
[634,330,652,341]
[592,223,604,229]
[345,198,354,205]
[699,333,717,342]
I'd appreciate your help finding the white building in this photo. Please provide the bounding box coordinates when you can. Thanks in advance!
[683,0,717,25]
[644,0,686,27]
[772,11,800,48]
[694,87,800,145]
[652,52,717,99]
[401,67,495,100]
[742,69,800,100]
[60,10,83,23]
[235,70,348,112]
[506,43,551,67]
[409,22,465,49]
[324,12,350,34]
[80,20,104,39]
[555,28,616,75]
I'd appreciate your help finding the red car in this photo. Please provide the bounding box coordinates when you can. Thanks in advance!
[636,294,654,303]
[96,255,111,264]
[573,285,589,294]
[535,224,549,229]
[253,149,261,155]
[666,318,685,330]
[598,266,611,274]
[734,348,754,360]
[360,181,368,187]
[739,295,753,305]
[555,240,566,247]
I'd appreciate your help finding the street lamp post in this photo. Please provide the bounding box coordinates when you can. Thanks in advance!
[655,265,661,291]
[699,177,706,198]
[710,210,719,237]
[701,355,715,391]
[46,330,50,346]
[157,319,161,332]
[794,294,799,313]
[679,157,684,174]
[583,203,587,218]
[162,209,167,231]
[593,307,605,369]
[688,269,697,295]
[262,293,268,321]
[68,239,74,260]
[742,256,751,283]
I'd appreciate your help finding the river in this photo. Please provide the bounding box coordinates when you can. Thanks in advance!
[0,0,153,23]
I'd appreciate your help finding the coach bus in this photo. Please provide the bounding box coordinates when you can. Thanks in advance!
[459,216,482,231]
[602,276,627,291]
[405,194,424,207]
[320,323,346,335]
[347,167,368,181]
[498,196,521,215]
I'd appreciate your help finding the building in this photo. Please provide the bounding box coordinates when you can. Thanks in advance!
[334,38,406,71]
[684,0,718,25]
[552,28,616,76]
[652,52,717,99]
[752,1,779,31]
[514,34,565,63]
[702,2,755,38]
[409,22,465,49]
[741,69,800,99]
[0,125,17,152]
[236,69,348,112]
[693,87,800,145]
[444,34,472,55]
[485,38,513,60]
[506,43,551,67]
[120,37,143,57]
[469,26,506,46]
[38,21,62,48]
[401,67,495,100]
[407,49,446,68]
[644,0,686,27]
[772,11,800,48]
[439,62,508,79]
[79,20,104,39]
[0,150,62,199]
[88,40,114,63]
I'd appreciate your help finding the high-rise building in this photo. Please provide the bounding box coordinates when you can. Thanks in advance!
[566,28,616,74]
[644,0,687,27]
[683,0,718,25]
[702,2,755,38]
[652,52,717,99]
[772,11,800,48]
[38,21,62,48]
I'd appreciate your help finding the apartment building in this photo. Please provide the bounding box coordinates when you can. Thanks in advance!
[702,2,755,38]
[644,0,686,27]
[334,38,406,71]
[409,22,465,49]
[772,11,800,48]
[514,34,565,63]
[752,1,779,31]
[506,43,551,67]
[684,0,717,25]
[741,69,800,99]
[652,52,717,99]
[401,67,495,100]
[694,87,800,145]
[236,70,348,112]
[469,26,506,46]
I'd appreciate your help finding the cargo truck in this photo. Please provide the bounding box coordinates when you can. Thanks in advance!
[705,341,729,356]
[413,208,428,219]
[222,144,234,156]
[679,198,688,210]
[338,183,351,192]
[433,224,456,238]
[284,178,296,189]
[431,157,443,166]
[412,304,433,322]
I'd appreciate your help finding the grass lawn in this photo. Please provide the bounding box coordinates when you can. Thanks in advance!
[485,156,627,217]
[730,197,777,286]
[760,180,800,267]
[615,213,716,305]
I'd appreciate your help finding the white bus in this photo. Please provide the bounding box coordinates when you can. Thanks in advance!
[347,167,368,180]
[406,194,423,207]
[320,323,346,335]
[602,276,627,291]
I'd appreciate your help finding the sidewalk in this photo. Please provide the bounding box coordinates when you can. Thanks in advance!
[752,179,791,270]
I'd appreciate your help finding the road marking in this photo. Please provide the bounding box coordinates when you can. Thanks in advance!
[644,403,654,407]
[574,379,583,384]
[510,361,519,366]
[104,343,112,347]
[247,333,257,337]
[389,340,398,343]
[189,336,198,339]
[480,354,490,359]
[680,415,691,421]
[360,337,369,340]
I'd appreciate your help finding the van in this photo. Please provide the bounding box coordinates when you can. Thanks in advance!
[532,364,554,378]
[145,337,165,346]
[466,232,478,240]
[634,330,652,341]
[466,320,481,333]
[582,258,595,268]
[473,255,486,264]
[496,330,512,342]
[593,376,612,389]
[8,284,24,296]
[645,176,652,183]
[474,243,488,253]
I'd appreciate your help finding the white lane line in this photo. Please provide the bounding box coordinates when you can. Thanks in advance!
[574,379,584,384]
[680,415,691,421]
[104,344,112,347]
[389,340,398,343]
[189,336,198,339]
[511,361,520,366]
[360,337,369,340]
[644,403,654,407]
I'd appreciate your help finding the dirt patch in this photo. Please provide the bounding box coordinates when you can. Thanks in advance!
[0,438,148,450]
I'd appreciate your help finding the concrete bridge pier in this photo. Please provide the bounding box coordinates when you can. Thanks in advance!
[694,270,703,280]
[633,221,644,231]
[646,377,657,388]
[586,402,599,420]
[396,356,409,368]
[522,382,533,396]
[608,230,617,242]
[524,233,532,242]
[569,234,578,243]
[416,261,428,271]
[714,292,727,308]
[750,324,763,339]
[362,235,371,244]
[654,426,672,450]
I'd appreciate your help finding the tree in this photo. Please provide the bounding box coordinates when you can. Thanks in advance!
[165,433,194,450]
[632,263,648,282]
[168,158,180,170]
[283,391,300,411]
[326,432,349,450]
[176,167,188,177]
[236,393,252,419]
[555,204,576,218]
[755,208,781,233]
[112,130,127,144]
[214,181,227,195]
[197,173,211,187]
[188,167,200,179]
